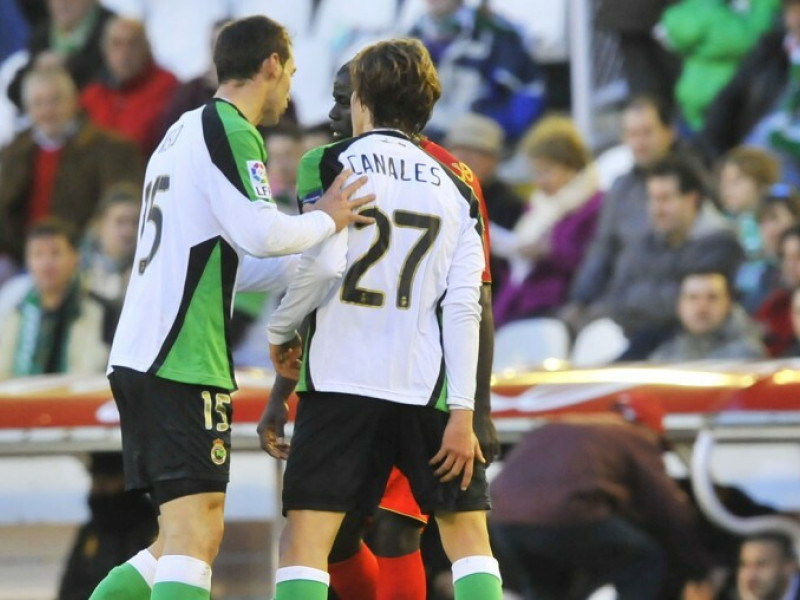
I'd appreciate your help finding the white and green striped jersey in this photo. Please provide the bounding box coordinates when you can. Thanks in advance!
[109,99,334,390]
[268,130,485,410]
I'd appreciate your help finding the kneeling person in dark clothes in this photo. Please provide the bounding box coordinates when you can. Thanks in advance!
[489,397,714,600]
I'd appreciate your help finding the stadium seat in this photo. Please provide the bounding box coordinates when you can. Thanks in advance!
[491,0,567,62]
[313,0,397,41]
[229,0,314,38]
[570,318,628,367]
[492,317,571,372]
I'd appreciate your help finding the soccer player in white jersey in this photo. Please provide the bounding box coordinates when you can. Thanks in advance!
[89,16,374,600]
[266,39,503,600]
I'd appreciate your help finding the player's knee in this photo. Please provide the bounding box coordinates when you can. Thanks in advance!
[369,510,423,557]
[435,511,492,561]
[160,495,225,562]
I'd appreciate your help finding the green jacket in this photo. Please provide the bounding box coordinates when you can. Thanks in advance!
[661,0,779,130]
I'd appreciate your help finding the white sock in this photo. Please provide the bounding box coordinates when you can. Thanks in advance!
[153,554,212,591]
[275,565,330,586]
[126,549,158,588]
[452,555,502,583]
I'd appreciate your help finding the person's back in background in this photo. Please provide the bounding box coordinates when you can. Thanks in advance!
[489,400,713,600]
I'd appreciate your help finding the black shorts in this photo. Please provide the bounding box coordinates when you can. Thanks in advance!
[109,366,232,505]
[282,392,490,516]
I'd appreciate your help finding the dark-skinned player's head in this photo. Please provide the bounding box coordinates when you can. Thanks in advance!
[349,38,441,137]
[329,62,353,139]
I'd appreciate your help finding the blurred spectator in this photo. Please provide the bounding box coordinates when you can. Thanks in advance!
[648,270,767,361]
[80,183,140,305]
[562,96,700,332]
[748,184,800,310]
[755,224,800,355]
[445,112,525,284]
[7,0,114,109]
[594,0,680,104]
[491,115,602,326]
[601,157,742,339]
[718,147,781,309]
[489,400,713,600]
[783,286,800,356]
[701,0,800,161]
[0,218,116,379]
[408,0,545,142]
[0,0,31,64]
[734,533,800,600]
[301,122,333,153]
[0,67,143,270]
[656,0,779,132]
[57,451,157,600]
[158,18,229,136]
[80,17,178,155]
[446,113,525,232]
[265,124,304,215]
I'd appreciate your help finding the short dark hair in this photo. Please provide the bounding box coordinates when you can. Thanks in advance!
[742,532,797,561]
[625,94,674,128]
[26,217,79,249]
[757,183,800,222]
[646,156,705,196]
[350,38,441,135]
[213,16,291,83]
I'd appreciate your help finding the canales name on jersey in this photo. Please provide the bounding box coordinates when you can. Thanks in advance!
[296,130,485,409]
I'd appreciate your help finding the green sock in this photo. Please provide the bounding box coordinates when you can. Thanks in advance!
[453,572,503,600]
[274,579,328,599]
[274,566,329,600]
[151,581,209,599]
[452,556,503,600]
[89,563,151,600]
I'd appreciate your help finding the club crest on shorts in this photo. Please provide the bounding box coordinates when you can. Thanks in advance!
[210,438,227,465]
[247,160,271,199]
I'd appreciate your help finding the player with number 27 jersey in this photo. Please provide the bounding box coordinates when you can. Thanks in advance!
[270,129,484,411]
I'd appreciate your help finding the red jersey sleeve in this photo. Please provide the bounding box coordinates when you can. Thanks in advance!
[420,139,492,284]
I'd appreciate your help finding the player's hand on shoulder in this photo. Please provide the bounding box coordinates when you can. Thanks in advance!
[313,169,376,232]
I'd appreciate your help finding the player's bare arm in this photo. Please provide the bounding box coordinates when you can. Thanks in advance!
[257,373,296,459]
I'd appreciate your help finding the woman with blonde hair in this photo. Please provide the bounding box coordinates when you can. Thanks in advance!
[493,115,602,326]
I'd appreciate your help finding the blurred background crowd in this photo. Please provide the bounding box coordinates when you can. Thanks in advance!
[4,0,800,599]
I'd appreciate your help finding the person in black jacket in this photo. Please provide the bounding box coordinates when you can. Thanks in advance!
[699,1,800,159]
[57,452,158,600]
[595,0,680,104]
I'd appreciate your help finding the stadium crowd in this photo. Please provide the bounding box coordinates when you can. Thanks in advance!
[2,0,800,599]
